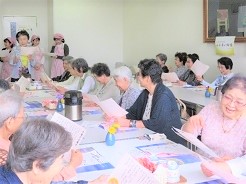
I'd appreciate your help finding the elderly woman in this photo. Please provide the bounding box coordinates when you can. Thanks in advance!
[197,57,234,89]
[0,119,106,183]
[117,59,184,144]
[0,79,10,93]
[178,53,201,86]
[182,74,246,158]
[0,90,82,181]
[56,58,96,94]
[156,53,169,73]
[113,66,141,109]
[174,52,188,79]
[90,63,120,102]
[52,56,73,82]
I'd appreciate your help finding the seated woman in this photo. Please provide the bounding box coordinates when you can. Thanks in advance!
[0,119,106,183]
[113,66,141,109]
[90,63,120,102]
[156,53,169,73]
[52,56,73,82]
[182,74,246,158]
[0,90,82,181]
[117,59,184,144]
[174,52,188,79]
[197,57,234,89]
[56,58,96,94]
[178,53,201,86]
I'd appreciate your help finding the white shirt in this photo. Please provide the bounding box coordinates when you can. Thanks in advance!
[227,156,246,178]
[57,76,80,90]
[80,75,96,94]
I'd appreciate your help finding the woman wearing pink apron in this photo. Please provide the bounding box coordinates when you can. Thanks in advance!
[0,37,15,80]
[50,33,69,78]
[31,35,45,81]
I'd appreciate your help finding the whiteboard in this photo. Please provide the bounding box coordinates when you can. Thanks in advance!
[2,16,37,39]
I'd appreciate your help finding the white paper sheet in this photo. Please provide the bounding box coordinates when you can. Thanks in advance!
[161,72,179,82]
[190,60,210,76]
[16,76,31,92]
[172,127,219,158]
[100,98,128,117]
[0,50,9,57]
[20,46,36,55]
[43,52,56,57]
[108,154,159,184]
[86,94,101,105]
[50,112,86,147]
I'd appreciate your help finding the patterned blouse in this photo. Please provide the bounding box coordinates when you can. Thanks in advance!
[174,65,188,79]
[120,85,141,110]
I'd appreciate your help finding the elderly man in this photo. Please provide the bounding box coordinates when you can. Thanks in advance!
[0,90,83,181]
[113,66,141,109]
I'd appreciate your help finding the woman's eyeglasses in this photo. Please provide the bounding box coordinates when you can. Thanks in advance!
[222,94,246,108]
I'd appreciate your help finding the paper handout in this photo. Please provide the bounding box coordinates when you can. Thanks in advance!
[108,154,159,184]
[16,76,31,92]
[50,112,86,147]
[20,46,36,55]
[190,60,209,76]
[161,72,179,82]
[43,52,56,57]
[0,50,9,57]
[100,98,128,117]
[172,127,219,158]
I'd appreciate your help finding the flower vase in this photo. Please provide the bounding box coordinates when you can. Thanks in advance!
[105,133,115,146]
[56,100,63,112]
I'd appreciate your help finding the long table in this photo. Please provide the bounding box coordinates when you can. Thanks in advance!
[22,88,225,184]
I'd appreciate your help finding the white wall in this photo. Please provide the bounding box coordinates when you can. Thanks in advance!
[0,0,51,75]
[53,0,124,70]
[123,0,246,82]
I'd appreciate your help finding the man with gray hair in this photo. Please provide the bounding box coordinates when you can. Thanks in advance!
[113,66,141,109]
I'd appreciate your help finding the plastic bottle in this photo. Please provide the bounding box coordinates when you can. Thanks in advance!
[56,99,63,112]
[167,160,180,183]
[205,86,211,98]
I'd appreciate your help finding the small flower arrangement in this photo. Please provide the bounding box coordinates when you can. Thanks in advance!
[108,123,120,134]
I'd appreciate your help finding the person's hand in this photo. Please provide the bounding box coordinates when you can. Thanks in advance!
[104,114,116,123]
[55,86,67,94]
[34,63,41,70]
[196,75,203,82]
[116,117,130,127]
[177,80,186,86]
[201,163,213,177]
[89,175,108,184]
[52,55,57,59]
[182,115,205,134]
[28,54,32,60]
[201,161,232,177]
[69,149,83,168]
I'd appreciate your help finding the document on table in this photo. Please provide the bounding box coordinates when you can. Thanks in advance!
[161,72,179,82]
[20,46,36,55]
[172,127,219,158]
[108,154,159,184]
[50,112,86,147]
[100,98,128,117]
[0,50,9,57]
[16,76,31,92]
[190,60,209,76]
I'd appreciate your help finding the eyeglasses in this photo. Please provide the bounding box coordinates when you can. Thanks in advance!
[222,94,246,108]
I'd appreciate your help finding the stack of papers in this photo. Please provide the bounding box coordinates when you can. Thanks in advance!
[16,76,31,92]
[161,72,179,82]
[190,60,209,76]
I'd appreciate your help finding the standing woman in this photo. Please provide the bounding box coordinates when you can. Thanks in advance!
[50,33,69,79]
[31,35,45,81]
[0,38,15,80]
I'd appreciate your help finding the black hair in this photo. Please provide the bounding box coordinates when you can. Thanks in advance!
[3,38,14,48]
[138,59,162,84]
[72,58,89,73]
[218,57,233,70]
[91,63,110,77]
[156,53,167,63]
[16,30,29,42]
[175,52,187,65]
[187,53,200,63]
[53,38,65,43]
[221,74,246,94]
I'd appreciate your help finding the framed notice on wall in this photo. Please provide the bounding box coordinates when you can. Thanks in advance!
[2,16,37,39]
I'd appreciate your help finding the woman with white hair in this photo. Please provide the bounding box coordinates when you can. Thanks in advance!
[0,119,107,183]
[113,66,141,109]
[0,90,83,182]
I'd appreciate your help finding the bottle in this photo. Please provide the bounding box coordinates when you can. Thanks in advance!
[205,86,211,98]
[56,99,63,112]
[167,160,180,183]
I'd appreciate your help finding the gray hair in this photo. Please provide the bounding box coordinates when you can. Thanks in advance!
[0,79,10,93]
[62,55,74,63]
[7,119,72,172]
[72,58,89,73]
[222,74,246,95]
[0,90,23,127]
[113,66,132,81]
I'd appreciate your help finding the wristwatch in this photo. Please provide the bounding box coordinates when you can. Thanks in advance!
[129,120,137,128]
